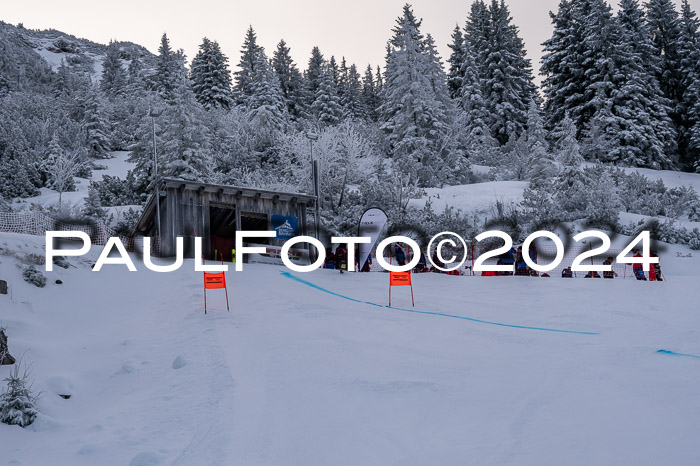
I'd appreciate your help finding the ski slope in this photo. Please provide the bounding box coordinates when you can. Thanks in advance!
[1,232,700,465]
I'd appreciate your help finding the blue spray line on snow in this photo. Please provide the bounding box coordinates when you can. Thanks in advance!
[280,272,599,335]
[656,349,700,359]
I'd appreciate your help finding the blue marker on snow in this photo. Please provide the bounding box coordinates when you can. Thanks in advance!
[280,272,598,335]
[656,349,700,359]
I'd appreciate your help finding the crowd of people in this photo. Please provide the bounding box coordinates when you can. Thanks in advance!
[321,243,664,281]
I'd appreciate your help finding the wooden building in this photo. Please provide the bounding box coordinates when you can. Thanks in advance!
[133,178,316,260]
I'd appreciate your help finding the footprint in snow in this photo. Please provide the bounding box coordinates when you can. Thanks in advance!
[172,355,187,370]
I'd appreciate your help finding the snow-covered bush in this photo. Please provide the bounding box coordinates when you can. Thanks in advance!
[22,266,46,288]
[689,231,700,251]
[112,207,141,237]
[584,171,622,230]
[0,363,39,428]
[662,186,700,220]
[620,220,700,249]
[52,256,70,269]
[88,173,142,207]
[33,201,91,225]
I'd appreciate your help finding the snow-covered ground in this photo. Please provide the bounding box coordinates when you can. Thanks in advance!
[599,164,700,191]
[413,165,700,218]
[1,231,700,465]
[3,155,700,464]
[409,180,528,214]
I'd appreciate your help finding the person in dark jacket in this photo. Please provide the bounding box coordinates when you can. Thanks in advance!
[603,257,617,279]
[561,267,573,278]
[335,245,348,273]
[431,250,444,272]
[414,252,427,273]
[515,247,528,276]
[394,245,406,266]
[360,253,372,272]
[324,247,335,269]
[501,247,517,265]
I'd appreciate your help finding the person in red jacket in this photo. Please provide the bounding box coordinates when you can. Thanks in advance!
[651,250,663,281]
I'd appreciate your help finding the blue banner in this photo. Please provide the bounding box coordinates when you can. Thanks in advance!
[271,215,298,240]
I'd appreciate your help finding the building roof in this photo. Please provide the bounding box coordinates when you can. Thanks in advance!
[134,178,315,235]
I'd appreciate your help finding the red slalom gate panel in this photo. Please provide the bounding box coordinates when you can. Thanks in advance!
[389,271,412,286]
[202,253,230,314]
[389,271,415,307]
[204,272,226,289]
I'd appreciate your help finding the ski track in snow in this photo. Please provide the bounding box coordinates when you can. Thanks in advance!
[280,271,599,335]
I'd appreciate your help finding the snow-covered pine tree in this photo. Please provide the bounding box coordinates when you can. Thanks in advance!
[341,64,365,120]
[0,364,38,428]
[465,0,491,79]
[645,0,682,111]
[480,0,536,144]
[458,42,493,158]
[160,83,211,182]
[127,53,144,85]
[676,0,700,169]
[544,0,676,168]
[692,120,700,172]
[43,134,64,186]
[100,40,126,98]
[423,33,454,113]
[525,101,558,185]
[82,87,111,158]
[54,60,75,97]
[361,65,380,121]
[552,112,582,167]
[311,64,343,127]
[127,98,164,195]
[582,95,622,163]
[375,65,384,93]
[272,39,305,120]
[615,0,677,167]
[555,120,590,219]
[328,56,340,89]
[541,0,586,132]
[234,26,262,106]
[247,48,287,136]
[447,25,466,99]
[304,47,326,108]
[380,4,456,186]
[618,0,660,69]
[190,38,233,110]
[155,33,179,103]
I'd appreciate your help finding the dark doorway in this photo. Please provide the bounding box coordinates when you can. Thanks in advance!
[210,206,237,262]
[240,212,269,242]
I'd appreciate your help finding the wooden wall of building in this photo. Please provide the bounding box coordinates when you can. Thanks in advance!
[156,185,310,258]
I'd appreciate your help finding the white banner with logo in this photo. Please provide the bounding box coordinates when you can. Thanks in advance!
[245,243,310,266]
[357,208,388,270]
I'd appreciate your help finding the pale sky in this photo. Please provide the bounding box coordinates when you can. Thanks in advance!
[3,0,699,83]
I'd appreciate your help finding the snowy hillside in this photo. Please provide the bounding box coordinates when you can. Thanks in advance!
[0,21,156,79]
[1,231,700,465]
